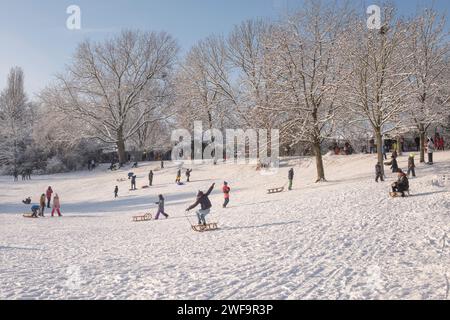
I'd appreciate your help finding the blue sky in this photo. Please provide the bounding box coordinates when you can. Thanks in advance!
[0,0,448,97]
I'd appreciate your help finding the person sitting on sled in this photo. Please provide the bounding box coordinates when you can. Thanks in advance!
[155,194,169,220]
[391,169,409,197]
[22,197,31,205]
[186,183,215,226]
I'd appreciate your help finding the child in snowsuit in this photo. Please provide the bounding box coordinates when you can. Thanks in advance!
[114,186,119,198]
[39,194,46,217]
[288,168,294,191]
[390,157,398,173]
[391,170,409,197]
[51,194,62,217]
[46,186,53,208]
[155,195,169,220]
[186,183,215,226]
[222,182,230,208]
[375,162,384,182]
[148,170,154,186]
[407,154,416,178]
[427,139,434,165]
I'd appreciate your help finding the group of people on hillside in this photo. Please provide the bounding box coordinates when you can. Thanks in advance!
[12,168,32,182]
[28,186,62,217]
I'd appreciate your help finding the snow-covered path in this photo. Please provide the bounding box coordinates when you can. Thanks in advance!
[1,152,449,299]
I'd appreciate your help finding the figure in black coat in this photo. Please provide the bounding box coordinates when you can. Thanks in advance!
[186,183,215,226]
[375,162,384,182]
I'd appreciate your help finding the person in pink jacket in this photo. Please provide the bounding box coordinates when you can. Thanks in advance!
[51,193,62,217]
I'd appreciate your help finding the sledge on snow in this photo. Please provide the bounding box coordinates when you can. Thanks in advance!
[191,223,219,232]
[267,186,285,194]
[23,213,38,219]
[132,213,153,222]
[389,191,411,198]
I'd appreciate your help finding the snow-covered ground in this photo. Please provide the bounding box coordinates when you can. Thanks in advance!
[1,152,449,300]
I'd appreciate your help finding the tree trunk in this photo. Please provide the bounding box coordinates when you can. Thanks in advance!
[419,124,426,163]
[375,129,384,176]
[312,140,326,183]
[117,127,127,165]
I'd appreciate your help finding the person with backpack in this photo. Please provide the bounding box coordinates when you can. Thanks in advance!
[39,194,46,217]
[407,154,416,178]
[46,186,53,208]
[375,162,384,182]
[148,170,154,186]
[288,168,294,191]
[51,194,62,217]
[154,195,169,220]
[222,182,231,208]
[186,183,215,226]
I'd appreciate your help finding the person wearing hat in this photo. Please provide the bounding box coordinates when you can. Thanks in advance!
[222,182,231,208]
[407,153,416,178]
[186,183,215,226]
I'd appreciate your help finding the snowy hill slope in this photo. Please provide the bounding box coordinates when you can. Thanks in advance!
[0,152,449,299]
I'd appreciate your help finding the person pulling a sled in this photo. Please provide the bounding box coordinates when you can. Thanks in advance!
[155,194,169,220]
[31,204,40,218]
[391,170,409,198]
[186,183,215,226]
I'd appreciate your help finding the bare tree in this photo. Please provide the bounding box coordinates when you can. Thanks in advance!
[264,1,352,182]
[406,8,450,162]
[344,6,412,174]
[41,30,178,164]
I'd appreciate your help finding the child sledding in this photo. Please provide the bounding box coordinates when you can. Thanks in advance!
[390,169,410,198]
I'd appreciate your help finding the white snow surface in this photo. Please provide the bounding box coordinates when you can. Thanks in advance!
[1,152,449,300]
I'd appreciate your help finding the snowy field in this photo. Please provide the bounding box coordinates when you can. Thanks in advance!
[0,152,449,300]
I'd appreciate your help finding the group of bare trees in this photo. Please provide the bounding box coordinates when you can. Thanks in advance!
[1,1,449,179]
[173,1,450,181]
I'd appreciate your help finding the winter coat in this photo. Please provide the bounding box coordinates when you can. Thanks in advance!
[187,184,215,211]
[375,164,382,175]
[156,199,164,211]
[397,173,409,191]
[288,169,294,180]
[427,141,434,154]
[46,188,53,199]
[53,196,60,209]
[40,195,46,207]
[408,157,415,169]
[391,158,399,173]
[223,185,231,199]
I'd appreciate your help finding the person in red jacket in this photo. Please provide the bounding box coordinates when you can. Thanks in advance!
[46,186,53,208]
[222,182,230,208]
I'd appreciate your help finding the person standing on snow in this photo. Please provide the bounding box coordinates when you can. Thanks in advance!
[186,183,215,226]
[407,154,416,178]
[390,156,399,173]
[375,162,384,182]
[222,182,231,208]
[51,194,62,217]
[148,170,154,186]
[46,186,53,208]
[131,175,137,190]
[427,138,434,165]
[154,194,169,220]
[288,168,294,191]
[39,194,46,217]
[175,169,181,184]
[114,186,119,198]
[185,169,192,182]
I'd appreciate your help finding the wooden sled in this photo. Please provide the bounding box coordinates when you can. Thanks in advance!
[191,223,219,232]
[141,185,149,189]
[267,187,284,194]
[132,213,152,222]
[389,191,410,198]
[23,213,38,218]
[116,178,127,182]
